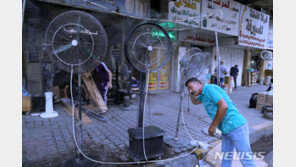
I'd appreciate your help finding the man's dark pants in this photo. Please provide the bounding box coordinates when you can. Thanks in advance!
[231,75,237,90]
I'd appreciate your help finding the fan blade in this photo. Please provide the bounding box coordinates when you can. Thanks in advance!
[54,43,72,54]
[137,40,148,48]
[77,46,98,61]
[76,15,81,41]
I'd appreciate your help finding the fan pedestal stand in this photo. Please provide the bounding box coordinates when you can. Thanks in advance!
[64,74,97,167]
[164,89,189,148]
[124,22,172,161]
[138,72,146,127]
[44,10,108,167]
[40,92,59,118]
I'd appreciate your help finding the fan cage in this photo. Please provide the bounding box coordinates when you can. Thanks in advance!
[124,22,172,73]
[180,48,207,81]
[44,10,108,74]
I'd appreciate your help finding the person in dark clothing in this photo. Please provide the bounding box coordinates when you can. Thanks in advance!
[96,62,112,105]
[230,65,239,90]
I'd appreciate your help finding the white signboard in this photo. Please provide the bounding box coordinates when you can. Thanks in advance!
[238,5,270,49]
[168,0,201,28]
[201,0,240,36]
[178,30,215,46]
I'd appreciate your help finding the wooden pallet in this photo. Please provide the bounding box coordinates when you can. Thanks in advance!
[61,98,92,124]
[81,73,108,112]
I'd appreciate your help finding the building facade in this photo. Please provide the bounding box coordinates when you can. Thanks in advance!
[22,0,273,96]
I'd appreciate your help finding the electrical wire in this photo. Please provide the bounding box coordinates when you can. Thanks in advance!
[142,69,150,161]
[70,67,202,165]
[60,1,226,164]
[67,5,223,162]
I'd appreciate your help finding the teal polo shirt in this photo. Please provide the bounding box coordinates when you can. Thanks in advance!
[197,84,246,134]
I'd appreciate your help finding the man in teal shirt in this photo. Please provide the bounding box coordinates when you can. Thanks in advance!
[186,77,256,167]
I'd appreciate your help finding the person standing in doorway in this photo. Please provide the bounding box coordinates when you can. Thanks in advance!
[96,62,112,107]
[214,61,228,87]
[230,65,239,90]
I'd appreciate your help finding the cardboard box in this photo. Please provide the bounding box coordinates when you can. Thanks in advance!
[265,100,273,106]
[266,95,273,100]
[256,102,264,111]
[265,95,273,106]
[257,92,267,103]
[22,96,32,112]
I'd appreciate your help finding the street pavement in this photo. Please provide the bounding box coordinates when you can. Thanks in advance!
[22,84,272,166]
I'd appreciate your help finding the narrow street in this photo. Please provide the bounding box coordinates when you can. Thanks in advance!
[22,85,273,166]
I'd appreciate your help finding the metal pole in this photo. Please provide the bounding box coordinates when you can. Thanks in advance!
[215,31,221,86]
[22,0,26,27]
[174,84,184,139]
[115,61,120,103]
[187,93,190,112]
[138,72,146,127]
[77,74,83,160]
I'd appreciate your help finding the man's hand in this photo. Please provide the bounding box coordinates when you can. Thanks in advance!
[208,125,217,137]
[189,93,201,105]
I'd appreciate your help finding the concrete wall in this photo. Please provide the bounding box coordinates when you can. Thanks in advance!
[173,46,186,92]
[211,47,245,86]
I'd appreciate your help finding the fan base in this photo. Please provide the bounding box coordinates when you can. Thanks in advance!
[63,156,97,167]
[163,137,189,148]
[40,111,59,118]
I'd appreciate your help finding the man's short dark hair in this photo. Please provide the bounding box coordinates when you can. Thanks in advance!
[185,77,201,87]
[235,65,238,67]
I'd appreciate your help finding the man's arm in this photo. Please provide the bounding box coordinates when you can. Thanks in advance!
[101,62,113,88]
[223,67,228,75]
[189,93,202,105]
[107,70,112,88]
[208,98,228,136]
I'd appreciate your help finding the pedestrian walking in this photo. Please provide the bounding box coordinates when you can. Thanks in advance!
[230,65,239,90]
[214,61,228,87]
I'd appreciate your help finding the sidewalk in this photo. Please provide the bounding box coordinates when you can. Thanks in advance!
[22,84,272,166]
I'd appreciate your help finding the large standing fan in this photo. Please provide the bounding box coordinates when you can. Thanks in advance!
[260,50,273,61]
[44,10,107,167]
[124,22,172,161]
[164,48,207,148]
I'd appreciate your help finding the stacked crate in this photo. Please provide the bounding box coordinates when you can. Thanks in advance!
[256,92,273,111]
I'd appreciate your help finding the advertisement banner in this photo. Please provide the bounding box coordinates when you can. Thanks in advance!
[238,5,270,49]
[168,0,201,28]
[201,0,241,36]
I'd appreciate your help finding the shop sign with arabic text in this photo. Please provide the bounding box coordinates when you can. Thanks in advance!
[178,30,215,46]
[168,0,201,28]
[201,0,240,36]
[238,5,270,49]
